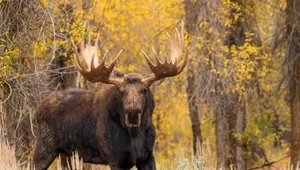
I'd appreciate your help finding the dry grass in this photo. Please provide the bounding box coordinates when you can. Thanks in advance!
[0,138,210,170]
[0,139,296,170]
[0,140,28,170]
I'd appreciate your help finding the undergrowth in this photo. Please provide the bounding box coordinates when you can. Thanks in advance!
[0,139,294,170]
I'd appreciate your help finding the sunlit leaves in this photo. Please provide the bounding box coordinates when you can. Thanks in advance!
[0,0,290,167]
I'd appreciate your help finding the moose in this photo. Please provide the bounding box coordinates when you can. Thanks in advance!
[32,22,186,170]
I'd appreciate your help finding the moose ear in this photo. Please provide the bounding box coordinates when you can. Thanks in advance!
[111,68,124,78]
[108,69,124,87]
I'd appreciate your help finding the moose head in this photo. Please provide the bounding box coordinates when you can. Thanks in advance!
[70,22,187,128]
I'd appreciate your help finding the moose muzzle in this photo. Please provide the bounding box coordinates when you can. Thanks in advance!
[125,111,142,128]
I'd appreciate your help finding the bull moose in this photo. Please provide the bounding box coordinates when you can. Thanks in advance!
[32,22,187,170]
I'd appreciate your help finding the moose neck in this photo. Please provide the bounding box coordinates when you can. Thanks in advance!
[128,127,145,159]
[128,127,142,138]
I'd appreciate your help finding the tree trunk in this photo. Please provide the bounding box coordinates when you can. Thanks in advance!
[286,0,300,168]
[184,0,203,155]
[223,0,253,168]
[48,2,77,91]
[186,66,203,153]
[216,101,226,169]
[236,102,246,170]
[226,101,237,167]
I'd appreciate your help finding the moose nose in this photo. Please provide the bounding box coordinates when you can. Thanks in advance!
[125,112,142,127]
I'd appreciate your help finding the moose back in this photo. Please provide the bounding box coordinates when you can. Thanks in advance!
[33,22,186,170]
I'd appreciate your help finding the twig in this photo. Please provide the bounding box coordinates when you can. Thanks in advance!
[0,81,12,105]
[247,156,289,170]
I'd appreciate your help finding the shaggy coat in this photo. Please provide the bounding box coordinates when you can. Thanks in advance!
[33,74,156,170]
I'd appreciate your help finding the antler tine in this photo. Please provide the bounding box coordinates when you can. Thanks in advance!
[70,39,78,56]
[97,49,121,68]
[177,52,188,74]
[176,22,184,46]
[142,21,187,86]
[152,47,162,64]
[109,49,123,68]
[142,50,156,72]
[88,32,91,45]
[95,33,100,46]
[80,31,85,50]
[71,39,88,71]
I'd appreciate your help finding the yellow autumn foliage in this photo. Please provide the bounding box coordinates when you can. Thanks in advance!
[0,0,292,168]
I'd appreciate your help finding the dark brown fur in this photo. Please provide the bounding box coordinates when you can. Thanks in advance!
[33,73,156,170]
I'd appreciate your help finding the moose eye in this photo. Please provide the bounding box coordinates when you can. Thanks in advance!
[119,87,126,94]
[141,88,147,94]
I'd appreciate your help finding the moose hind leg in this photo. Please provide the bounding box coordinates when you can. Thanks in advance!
[32,141,58,170]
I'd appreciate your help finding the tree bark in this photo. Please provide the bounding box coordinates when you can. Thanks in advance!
[216,101,226,170]
[236,102,246,170]
[223,0,253,168]
[286,0,300,168]
[184,0,203,155]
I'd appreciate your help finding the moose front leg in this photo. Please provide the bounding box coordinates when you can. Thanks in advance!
[136,154,156,170]
[32,140,59,170]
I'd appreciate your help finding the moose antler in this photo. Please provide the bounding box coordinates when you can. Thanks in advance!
[71,33,123,85]
[142,21,187,86]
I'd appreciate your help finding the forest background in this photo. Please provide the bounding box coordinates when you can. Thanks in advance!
[1,0,300,169]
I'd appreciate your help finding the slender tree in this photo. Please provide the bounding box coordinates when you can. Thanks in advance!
[184,0,203,155]
[286,0,300,168]
[48,2,77,90]
[224,1,248,168]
